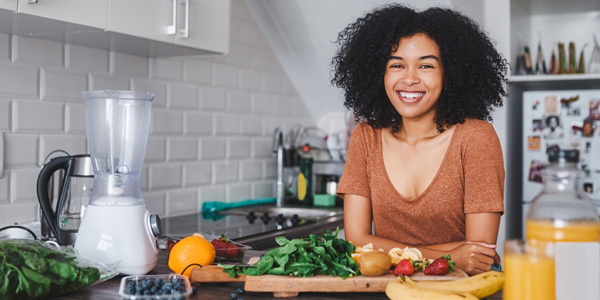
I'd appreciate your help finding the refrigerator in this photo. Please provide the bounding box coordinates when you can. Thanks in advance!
[522,89,600,230]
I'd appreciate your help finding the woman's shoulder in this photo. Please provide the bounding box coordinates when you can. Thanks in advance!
[352,121,381,140]
[457,118,498,138]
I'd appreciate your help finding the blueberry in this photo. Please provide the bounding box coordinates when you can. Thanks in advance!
[237,288,245,295]
[231,292,238,299]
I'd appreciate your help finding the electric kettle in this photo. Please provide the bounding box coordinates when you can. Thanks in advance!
[37,154,94,245]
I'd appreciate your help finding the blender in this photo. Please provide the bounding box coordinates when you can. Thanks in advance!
[75,90,161,275]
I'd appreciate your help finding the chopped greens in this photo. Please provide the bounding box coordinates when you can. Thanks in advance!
[220,228,358,279]
[0,239,101,300]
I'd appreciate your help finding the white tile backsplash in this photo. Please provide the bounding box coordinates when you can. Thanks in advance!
[0,65,39,98]
[14,99,64,133]
[214,64,239,88]
[166,188,198,216]
[150,163,182,190]
[66,44,109,73]
[168,137,199,161]
[4,134,38,167]
[41,69,87,101]
[13,36,63,66]
[200,137,227,160]
[168,83,199,109]
[11,168,39,203]
[0,0,315,226]
[90,74,130,91]
[0,33,9,63]
[183,60,213,85]
[111,51,148,77]
[0,98,10,130]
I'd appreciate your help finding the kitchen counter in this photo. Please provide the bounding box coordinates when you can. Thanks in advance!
[52,249,503,300]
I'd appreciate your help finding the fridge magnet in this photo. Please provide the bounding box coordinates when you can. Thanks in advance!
[590,100,600,120]
[527,136,541,151]
[583,118,595,137]
[585,141,592,154]
[532,99,540,110]
[545,96,559,115]
[560,95,579,108]
[528,160,547,184]
[542,115,564,139]
[584,182,594,194]
[532,119,542,132]
[545,143,561,154]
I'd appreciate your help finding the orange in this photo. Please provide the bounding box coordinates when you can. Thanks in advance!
[168,234,216,277]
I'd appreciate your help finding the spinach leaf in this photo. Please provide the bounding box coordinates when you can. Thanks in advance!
[222,228,359,279]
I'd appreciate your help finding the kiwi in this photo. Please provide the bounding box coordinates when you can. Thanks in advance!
[357,251,392,276]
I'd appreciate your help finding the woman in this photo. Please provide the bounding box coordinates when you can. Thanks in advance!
[331,4,507,275]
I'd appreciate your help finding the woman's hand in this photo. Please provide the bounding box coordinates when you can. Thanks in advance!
[449,241,499,275]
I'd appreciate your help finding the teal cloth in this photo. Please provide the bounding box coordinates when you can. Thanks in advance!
[201,198,276,214]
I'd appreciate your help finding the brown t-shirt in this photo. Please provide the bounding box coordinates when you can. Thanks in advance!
[337,119,505,246]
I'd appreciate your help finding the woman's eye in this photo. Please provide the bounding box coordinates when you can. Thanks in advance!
[390,64,404,69]
[420,65,434,69]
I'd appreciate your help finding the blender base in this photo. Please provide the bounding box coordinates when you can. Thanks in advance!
[75,204,158,275]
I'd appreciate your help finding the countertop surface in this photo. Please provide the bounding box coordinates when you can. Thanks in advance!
[52,249,503,300]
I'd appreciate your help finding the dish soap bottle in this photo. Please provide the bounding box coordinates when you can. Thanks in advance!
[297,144,313,206]
[526,149,600,300]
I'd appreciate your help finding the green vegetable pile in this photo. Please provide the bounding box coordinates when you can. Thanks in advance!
[221,228,359,278]
[0,239,101,300]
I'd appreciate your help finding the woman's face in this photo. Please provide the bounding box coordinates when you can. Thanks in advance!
[384,33,443,122]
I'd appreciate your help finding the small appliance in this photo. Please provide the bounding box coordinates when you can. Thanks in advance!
[74,90,161,275]
[37,154,94,245]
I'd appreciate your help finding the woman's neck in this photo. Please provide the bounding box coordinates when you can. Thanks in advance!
[393,117,441,145]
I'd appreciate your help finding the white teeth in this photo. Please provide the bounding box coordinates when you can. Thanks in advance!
[399,92,424,99]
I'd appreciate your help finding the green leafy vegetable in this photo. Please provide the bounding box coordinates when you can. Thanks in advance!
[0,239,101,300]
[219,228,358,279]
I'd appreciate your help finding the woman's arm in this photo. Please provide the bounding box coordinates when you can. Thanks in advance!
[344,194,500,275]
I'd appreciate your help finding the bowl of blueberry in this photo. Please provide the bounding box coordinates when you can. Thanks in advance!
[119,274,192,299]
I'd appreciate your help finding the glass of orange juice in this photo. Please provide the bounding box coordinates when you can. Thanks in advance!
[503,239,555,300]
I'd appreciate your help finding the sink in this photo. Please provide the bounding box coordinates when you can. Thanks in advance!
[220,205,343,221]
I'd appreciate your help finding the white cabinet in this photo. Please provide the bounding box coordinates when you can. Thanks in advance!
[505,0,600,239]
[17,0,107,29]
[108,0,230,55]
[0,0,230,56]
[0,0,16,11]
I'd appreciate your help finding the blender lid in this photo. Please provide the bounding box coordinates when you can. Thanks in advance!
[82,90,154,101]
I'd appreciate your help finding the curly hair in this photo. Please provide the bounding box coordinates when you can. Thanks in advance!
[331,4,508,132]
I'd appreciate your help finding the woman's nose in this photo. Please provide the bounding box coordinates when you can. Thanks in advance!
[401,68,419,85]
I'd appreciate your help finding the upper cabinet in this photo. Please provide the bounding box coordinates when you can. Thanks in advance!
[509,0,600,90]
[0,0,230,57]
[109,0,230,55]
[17,0,107,29]
[0,0,16,11]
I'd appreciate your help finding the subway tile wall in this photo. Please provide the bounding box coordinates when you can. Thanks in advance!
[0,1,314,226]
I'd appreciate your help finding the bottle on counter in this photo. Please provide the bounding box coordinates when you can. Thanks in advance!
[524,149,600,300]
[297,144,313,206]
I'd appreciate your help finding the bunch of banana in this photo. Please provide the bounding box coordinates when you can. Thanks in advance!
[385,271,505,300]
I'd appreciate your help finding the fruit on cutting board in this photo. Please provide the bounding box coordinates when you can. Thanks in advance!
[386,277,478,300]
[357,250,392,276]
[423,255,454,275]
[404,270,505,299]
[352,243,423,266]
[394,259,415,276]
[168,233,216,278]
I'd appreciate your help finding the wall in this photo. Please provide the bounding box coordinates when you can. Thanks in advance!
[0,1,314,227]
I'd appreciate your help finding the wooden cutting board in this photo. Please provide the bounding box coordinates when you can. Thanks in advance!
[190,258,468,298]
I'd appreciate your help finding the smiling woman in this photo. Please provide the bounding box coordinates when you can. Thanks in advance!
[330,4,508,276]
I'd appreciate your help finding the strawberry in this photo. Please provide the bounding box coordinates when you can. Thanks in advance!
[424,255,454,275]
[225,243,239,259]
[211,238,229,257]
[394,259,414,276]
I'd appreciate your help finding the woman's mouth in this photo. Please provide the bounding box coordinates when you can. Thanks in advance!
[397,91,425,103]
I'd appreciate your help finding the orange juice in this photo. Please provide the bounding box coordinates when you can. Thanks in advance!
[503,252,555,300]
[526,220,600,242]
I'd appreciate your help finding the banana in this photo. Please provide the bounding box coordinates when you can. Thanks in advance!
[405,270,505,299]
[386,279,478,300]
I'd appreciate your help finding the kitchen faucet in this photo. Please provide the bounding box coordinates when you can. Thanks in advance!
[272,128,284,207]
